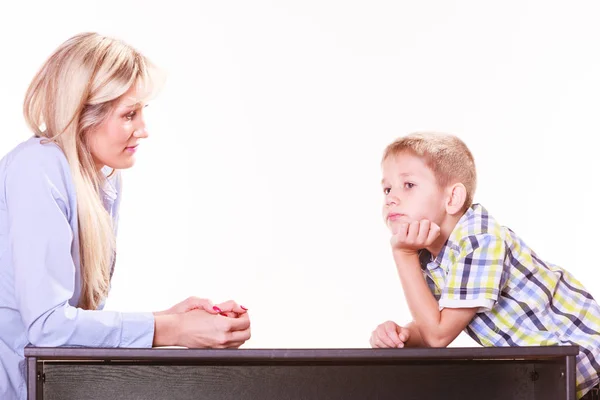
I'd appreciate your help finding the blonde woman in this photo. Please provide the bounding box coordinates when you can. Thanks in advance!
[0,33,251,400]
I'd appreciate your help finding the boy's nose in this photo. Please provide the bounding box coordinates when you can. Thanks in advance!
[386,195,399,206]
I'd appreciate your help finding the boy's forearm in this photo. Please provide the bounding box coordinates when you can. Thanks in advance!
[393,251,454,347]
[403,321,426,347]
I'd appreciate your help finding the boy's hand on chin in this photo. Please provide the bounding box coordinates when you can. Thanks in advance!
[391,219,441,255]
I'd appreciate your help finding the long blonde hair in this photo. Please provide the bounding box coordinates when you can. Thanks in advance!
[23,32,161,310]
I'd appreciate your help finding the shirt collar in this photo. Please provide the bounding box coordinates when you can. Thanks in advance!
[100,167,118,209]
[420,204,486,270]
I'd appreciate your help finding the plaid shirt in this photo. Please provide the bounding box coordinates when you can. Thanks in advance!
[420,204,600,398]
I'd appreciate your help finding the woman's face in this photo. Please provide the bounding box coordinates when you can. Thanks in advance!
[87,86,149,170]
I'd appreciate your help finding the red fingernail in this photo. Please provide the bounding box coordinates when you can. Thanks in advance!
[213,306,222,312]
[219,312,228,317]
[241,305,248,310]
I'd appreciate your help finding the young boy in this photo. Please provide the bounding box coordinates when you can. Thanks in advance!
[369,132,600,399]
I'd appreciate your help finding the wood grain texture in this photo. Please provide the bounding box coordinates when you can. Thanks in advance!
[535,361,570,400]
[41,362,552,400]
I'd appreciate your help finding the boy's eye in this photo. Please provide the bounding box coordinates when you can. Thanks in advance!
[404,182,415,189]
[383,187,391,195]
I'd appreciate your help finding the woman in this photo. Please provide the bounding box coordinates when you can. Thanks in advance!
[0,32,251,400]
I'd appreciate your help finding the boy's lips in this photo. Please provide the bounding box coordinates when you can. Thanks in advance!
[387,212,405,221]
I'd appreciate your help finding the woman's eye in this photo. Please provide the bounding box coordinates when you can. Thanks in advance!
[383,187,391,195]
[404,182,415,189]
[125,111,136,120]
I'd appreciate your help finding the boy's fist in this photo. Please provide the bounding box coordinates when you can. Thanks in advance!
[391,219,440,254]
[369,320,410,348]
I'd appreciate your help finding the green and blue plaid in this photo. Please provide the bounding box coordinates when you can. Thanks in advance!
[420,204,600,398]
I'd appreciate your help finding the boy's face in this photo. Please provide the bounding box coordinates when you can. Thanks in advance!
[381,152,447,234]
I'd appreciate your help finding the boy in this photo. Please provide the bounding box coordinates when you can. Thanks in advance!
[370,132,600,399]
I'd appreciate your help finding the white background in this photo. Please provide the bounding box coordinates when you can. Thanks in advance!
[1,1,599,348]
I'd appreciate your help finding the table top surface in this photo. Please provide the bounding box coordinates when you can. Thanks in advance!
[24,345,579,361]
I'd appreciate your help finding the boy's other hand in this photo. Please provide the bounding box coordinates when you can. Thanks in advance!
[391,219,440,255]
[369,320,410,348]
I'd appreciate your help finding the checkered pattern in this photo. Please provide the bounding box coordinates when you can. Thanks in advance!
[420,204,600,399]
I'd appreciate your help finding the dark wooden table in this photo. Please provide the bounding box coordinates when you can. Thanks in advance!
[25,346,578,400]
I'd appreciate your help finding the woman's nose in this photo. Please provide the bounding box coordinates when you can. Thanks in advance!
[134,127,149,139]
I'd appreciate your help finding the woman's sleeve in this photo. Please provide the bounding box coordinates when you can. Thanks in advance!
[5,152,155,347]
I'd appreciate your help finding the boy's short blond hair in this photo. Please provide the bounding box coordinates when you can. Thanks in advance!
[383,132,477,212]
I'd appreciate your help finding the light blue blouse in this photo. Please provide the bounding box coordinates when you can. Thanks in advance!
[0,137,155,400]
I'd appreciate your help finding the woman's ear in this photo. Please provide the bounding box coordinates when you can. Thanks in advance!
[445,183,467,215]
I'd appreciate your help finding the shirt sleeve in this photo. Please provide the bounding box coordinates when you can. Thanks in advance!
[5,150,155,348]
[438,234,505,312]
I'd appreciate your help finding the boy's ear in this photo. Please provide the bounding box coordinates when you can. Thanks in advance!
[445,183,467,215]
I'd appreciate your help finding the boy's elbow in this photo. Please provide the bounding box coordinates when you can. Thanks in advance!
[421,333,453,348]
